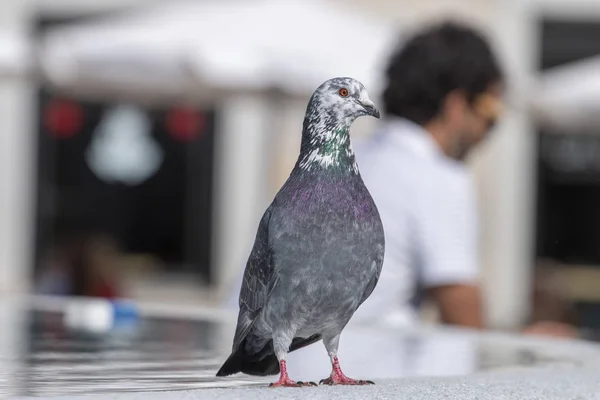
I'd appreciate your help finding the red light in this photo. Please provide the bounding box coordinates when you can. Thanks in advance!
[44,98,84,139]
[166,106,205,142]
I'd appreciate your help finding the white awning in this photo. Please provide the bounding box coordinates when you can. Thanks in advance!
[39,0,398,99]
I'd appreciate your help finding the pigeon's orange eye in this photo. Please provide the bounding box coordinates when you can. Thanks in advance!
[339,88,349,97]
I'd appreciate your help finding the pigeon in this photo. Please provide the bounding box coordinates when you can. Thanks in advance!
[216,77,385,388]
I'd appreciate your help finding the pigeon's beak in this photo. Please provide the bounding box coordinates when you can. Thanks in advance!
[360,100,380,119]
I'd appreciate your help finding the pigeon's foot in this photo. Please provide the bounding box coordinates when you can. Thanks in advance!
[319,356,375,386]
[268,360,317,388]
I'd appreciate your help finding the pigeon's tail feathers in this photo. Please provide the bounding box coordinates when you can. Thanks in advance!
[215,351,241,377]
[290,333,322,352]
[215,340,279,377]
[215,334,322,377]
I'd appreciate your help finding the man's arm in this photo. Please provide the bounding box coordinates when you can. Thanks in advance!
[415,172,482,328]
[427,284,483,328]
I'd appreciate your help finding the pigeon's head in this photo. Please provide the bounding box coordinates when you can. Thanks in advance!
[307,77,380,127]
[298,77,379,174]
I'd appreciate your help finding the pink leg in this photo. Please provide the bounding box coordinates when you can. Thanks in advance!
[269,360,317,388]
[319,356,374,385]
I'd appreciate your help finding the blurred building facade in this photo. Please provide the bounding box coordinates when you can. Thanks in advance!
[2,0,600,331]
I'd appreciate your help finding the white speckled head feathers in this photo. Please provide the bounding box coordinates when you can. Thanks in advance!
[297,77,379,174]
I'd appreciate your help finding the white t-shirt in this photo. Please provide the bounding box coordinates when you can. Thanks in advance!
[224,117,479,328]
[351,117,479,326]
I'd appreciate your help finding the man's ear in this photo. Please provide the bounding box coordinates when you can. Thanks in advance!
[441,89,469,122]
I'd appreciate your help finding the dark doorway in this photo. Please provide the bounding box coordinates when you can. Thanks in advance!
[535,18,600,330]
[32,13,216,297]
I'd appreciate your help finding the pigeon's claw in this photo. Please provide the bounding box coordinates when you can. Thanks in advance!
[319,376,374,386]
[268,360,317,388]
[269,380,317,388]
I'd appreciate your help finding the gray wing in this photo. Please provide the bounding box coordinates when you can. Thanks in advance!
[231,208,278,350]
[357,241,384,308]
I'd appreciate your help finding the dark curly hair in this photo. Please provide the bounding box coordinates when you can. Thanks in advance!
[382,21,503,125]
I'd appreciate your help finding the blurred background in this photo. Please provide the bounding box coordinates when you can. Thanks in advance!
[3,0,600,370]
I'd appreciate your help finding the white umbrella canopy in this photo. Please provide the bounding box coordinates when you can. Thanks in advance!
[39,0,399,100]
[532,55,600,133]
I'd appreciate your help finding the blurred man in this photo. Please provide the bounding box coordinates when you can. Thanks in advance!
[224,20,576,338]
[353,21,580,338]
[352,21,503,328]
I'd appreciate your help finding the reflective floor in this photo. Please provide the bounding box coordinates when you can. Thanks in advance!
[0,304,267,398]
[0,300,594,398]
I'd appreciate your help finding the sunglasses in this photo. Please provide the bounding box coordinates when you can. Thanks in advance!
[472,93,504,131]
